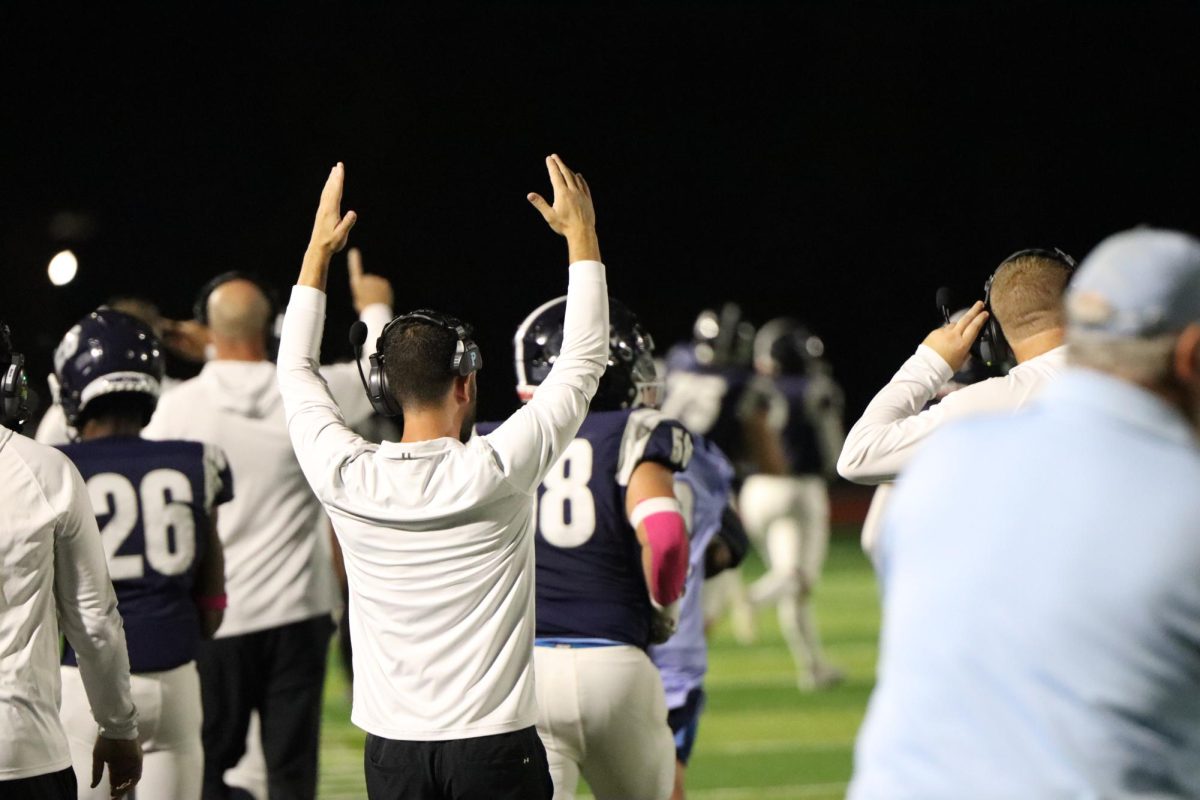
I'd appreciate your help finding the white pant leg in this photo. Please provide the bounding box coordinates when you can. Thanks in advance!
[534,647,584,800]
[574,646,674,800]
[61,663,203,800]
[224,711,267,800]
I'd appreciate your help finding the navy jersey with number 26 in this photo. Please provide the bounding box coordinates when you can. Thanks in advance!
[483,408,693,650]
[57,437,233,673]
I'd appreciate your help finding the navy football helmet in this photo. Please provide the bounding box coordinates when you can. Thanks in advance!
[515,296,658,411]
[54,309,165,427]
[754,317,826,376]
[0,322,33,431]
[692,303,755,367]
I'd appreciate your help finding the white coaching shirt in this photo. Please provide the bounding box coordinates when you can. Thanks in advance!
[143,305,391,637]
[276,261,608,741]
[0,429,137,781]
[839,345,1068,554]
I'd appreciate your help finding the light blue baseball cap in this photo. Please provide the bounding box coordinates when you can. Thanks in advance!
[1068,228,1200,336]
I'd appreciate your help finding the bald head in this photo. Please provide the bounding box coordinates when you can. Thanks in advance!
[208,279,273,343]
[989,255,1071,343]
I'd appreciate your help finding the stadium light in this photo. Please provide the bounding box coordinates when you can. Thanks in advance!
[48,249,78,286]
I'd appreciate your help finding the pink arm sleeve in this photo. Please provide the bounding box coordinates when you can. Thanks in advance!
[631,497,689,607]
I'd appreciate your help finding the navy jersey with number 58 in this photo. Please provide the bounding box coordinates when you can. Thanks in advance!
[482,408,693,650]
[57,437,233,673]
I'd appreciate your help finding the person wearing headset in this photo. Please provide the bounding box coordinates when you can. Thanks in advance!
[275,156,608,800]
[142,265,392,799]
[837,248,1074,559]
[0,322,142,800]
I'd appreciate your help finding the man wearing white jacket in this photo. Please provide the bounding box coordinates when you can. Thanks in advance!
[0,322,141,800]
[144,266,392,799]
[276,156,608,799]
[838,249,1073,556]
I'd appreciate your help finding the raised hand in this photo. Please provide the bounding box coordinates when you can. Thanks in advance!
[299,162,357,291]
[922,300,989,372]
[309,162,357,256]
[528,154,601,264]
[347,248,395,313]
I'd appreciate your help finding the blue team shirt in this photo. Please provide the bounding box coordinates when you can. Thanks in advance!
[478,408,692,650]
[58,436,233,673]
[649,435,735,708]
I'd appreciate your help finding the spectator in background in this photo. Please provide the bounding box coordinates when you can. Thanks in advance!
[0,321,142,800]
[851,229,1200,797]
[838,248,1073,557]
[144,266,392,799]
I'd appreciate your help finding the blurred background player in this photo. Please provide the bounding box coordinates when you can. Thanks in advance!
[479,296,691,800]
[649,434,747,800]
[661,304,784,640]
[0,320,142,800]
[53,309,232,800]
[663,304,779,479]
[143,267,392,800]
[737,319,846,690]
[36,297,207,446]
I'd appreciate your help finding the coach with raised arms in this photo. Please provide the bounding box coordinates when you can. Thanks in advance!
[276,156,609,799]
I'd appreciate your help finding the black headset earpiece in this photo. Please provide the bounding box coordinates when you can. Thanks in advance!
[351,311,482,419]
[977,247,1077,370]
[1,337,32,431]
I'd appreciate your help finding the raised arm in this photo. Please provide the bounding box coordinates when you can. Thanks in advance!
[484,155,609,492]
[837,301,988,484]
[278,164,371,496]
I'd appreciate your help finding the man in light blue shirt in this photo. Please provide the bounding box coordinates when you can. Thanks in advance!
[851,228,1200,799]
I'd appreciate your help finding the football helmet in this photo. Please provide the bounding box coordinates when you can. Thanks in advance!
[754,317,826,376]
[692,303,755,367]
[0,322,33,431]
[515,296,658,410]
[55,308,165,427]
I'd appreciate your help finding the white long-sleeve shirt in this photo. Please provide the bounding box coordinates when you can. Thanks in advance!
[0,429,137,781]
[276,261,608,741]
[143,304,391,637]
[838,344,1068,485]
[840,344,1068,556]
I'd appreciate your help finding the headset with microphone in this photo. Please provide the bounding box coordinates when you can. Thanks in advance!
[193,271,284,359]
[350,310,482,418]
[1,323,33,431]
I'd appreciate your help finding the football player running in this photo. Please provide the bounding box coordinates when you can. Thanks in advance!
[739,319,846,690]
[53,310,232,800]
[478,298,691,800]
[649,434,748,800]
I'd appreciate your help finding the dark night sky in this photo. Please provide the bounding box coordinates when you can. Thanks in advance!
[3,3,1199,423]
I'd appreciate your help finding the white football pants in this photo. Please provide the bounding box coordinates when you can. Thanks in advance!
[61,662,203,800]
[738,474,834,677]
[534,644,674,800]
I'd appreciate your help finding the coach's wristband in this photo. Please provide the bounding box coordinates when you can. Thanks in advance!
[197,594,228,611]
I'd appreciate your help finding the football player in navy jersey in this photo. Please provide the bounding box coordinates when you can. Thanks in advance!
[649,435,748,800]
[53,309,233,800]
[478,297,690,800]
[661,303,785,480]
[739,318,846,689]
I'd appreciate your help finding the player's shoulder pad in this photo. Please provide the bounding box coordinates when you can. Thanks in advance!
[616,408,693,487]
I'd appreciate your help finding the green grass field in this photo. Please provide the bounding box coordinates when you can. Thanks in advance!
[317,527,880,799]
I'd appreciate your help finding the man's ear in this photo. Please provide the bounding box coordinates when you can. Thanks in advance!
[1173,323,1200,386]
[452,374,472,404]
